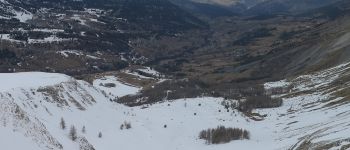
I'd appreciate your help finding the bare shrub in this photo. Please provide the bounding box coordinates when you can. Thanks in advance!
[120,121,132,130]
[82,126,86,134]
[199,126,250,144]
[102,83,116,88]
[125,122,132,129]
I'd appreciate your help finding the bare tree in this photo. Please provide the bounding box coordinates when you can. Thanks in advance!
[60,118,65,130]
[82,126,86,134]
[69,125,77,141]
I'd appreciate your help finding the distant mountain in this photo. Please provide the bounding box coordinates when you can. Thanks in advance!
[245,0,342,15]
[300,0,350,19]
[188,0,239,6]
[170,0,237,17]
[169,0,262,16]
[181,0,264,7]
[173,0,342,16]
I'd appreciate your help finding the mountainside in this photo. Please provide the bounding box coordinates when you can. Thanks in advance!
[173,0,341,16]
[178,0,264,7]
[2,61,350,149]
[2,0,350,149]
[246,0,341,15]
[2,0,349,81]
[170,0,237,17]
[140,0,350,83]
[0,0,205,75]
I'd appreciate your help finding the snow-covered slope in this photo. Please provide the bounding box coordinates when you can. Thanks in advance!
[0,72,243,150]
[93,76,140,98]
[262,62,350,149]
[1,62,350,150]
[0,0,33,22]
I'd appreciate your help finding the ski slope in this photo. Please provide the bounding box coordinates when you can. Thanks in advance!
[0,62,350,150]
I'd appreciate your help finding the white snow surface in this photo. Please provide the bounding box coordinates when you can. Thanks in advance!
[14,11,33,22]
[137,67,162,77]
[28,35,72,43]
[1,34,72,44]
[264,79,290,90]
[124,67,164,79]
[56,50,84,58]
[0,72,71,91]
[32,28,65,33]
[71,14,87,25]
[93,76,140,98]
[0,34,23,43]
[56,50,100,60]
[1,62,350,150]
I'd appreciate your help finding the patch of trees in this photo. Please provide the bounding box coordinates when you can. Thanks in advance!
[0,18,23,28]
[28,31,52,39]
[112,60,129,70]
[56,32,76,39]
[210,83,266,100]
[10,32,29,41]
[0,48,17,59]
[239,95,282,112]
[211,84,283,112]
[199,126,250,144]
[91,60,129,72]
[117,79,208,106]
[118,77,283,113]
[154,61,182,74]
